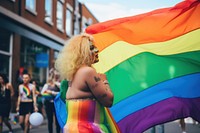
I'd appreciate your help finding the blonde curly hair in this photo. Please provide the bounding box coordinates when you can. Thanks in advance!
[55,33,94,81]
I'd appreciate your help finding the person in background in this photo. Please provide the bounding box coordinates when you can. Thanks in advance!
[0,73,14,133]
[179,118,186,133]
[31,80,45,118]
[16,67,28,85]
[41,78,60,133]
[55,33,116,132]
[49,61,61,88]
[16,73,38,133]
[150,124,164,133]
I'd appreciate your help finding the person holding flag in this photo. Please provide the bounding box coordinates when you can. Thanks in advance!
[16,73,38,133]
[55,33,120,133]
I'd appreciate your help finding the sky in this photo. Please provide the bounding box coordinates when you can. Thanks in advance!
[79,0,183,22]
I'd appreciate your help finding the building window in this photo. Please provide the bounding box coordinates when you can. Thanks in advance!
[25,0,37,15]
[0,28,12,80]
[54,50,59,59]
[82,17,93,32]
[20,37,48,85]
[81,17,87,32]
[0,54,10,75]
[57,1,64,32]
[44,0,53,24]
[66,8,73,36]
[74,0,80,34]
[0,30,11,52]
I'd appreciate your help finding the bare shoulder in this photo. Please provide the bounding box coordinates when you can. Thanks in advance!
[30,83,35,87]
[19,84,23,88]
[78,66,96,75]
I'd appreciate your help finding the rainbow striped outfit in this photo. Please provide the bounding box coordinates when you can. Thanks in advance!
[63,99,120,133]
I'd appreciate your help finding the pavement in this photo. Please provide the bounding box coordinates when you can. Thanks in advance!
[144,119,200,133]
[2,118,50,133]
[2,116,200,133]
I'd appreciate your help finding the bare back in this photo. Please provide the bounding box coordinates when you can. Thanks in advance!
[66,66,94,99]
[66,66,113,107]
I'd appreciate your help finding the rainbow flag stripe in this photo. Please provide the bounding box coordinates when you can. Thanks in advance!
[42,92,53,99]
[23,85,31,96]
[63,99,120,133]
[86,0,200,132]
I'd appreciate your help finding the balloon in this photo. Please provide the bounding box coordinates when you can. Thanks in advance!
[29,112,44,126]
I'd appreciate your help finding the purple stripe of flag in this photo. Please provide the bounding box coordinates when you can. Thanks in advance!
[118,97,200,133]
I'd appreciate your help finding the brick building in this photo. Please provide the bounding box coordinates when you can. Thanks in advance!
[0,0,98,93]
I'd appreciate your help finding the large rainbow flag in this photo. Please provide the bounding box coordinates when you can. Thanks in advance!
[86,0,200,132]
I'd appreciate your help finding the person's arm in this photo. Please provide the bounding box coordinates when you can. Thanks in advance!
[85,67,114,107]
[41,83,58,96]
[7,83,14,97]
[16,85,21,112]
[41,84,48,94]
[32,85,38,112]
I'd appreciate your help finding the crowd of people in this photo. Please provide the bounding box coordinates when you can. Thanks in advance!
[0,67,61,133]
[0,33,115,133]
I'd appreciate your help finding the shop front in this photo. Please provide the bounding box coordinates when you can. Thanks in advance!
[19,37,49,86]
[0,17,63,90]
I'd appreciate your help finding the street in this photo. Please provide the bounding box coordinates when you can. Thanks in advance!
[2,117,200,133]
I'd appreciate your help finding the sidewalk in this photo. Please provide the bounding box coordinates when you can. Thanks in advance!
[2,116,200,133]
[2,119,49,133]
[145,118,200,133]
[2,113,49,133]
